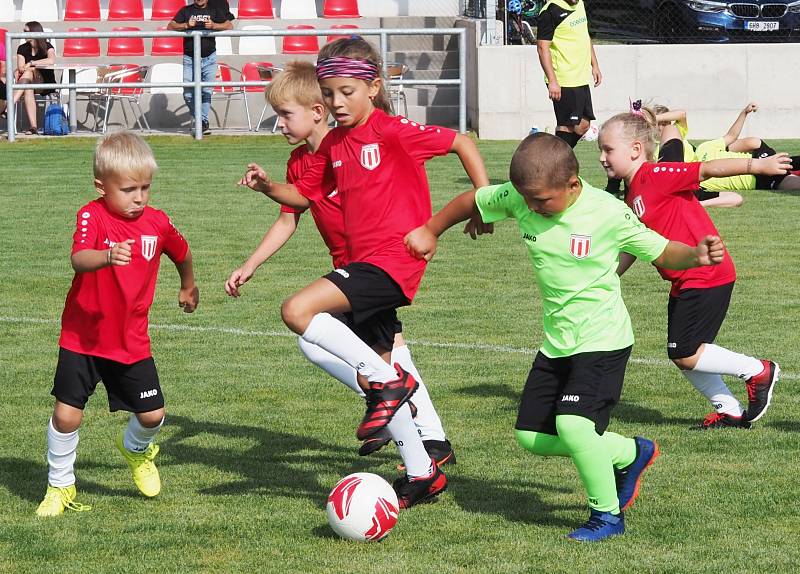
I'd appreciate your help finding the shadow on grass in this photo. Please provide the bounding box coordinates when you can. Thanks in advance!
[456,383,518,403]
[611,401,698,427]
[765,420,800,433]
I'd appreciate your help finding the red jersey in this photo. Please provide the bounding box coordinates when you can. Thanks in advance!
[293,110,457,301]
[626,162,736,296]
[280,145,346,268]
[59,199,189,364]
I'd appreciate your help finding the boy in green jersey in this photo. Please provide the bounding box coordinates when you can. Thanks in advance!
[405,133,725,541]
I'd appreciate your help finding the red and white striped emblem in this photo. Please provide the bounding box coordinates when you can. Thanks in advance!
[140,235,157,261]
[360,144,381,171]
[569,234,591,259]
[632,196,645,218]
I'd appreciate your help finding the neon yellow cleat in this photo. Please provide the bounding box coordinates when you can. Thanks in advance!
[36,484,91,517]
[115,434,161,497]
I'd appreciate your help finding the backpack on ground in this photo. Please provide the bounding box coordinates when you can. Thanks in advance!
[43,102,69,136]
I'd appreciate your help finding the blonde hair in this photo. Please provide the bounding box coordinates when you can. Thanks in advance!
[510,132,579,190]
[93,131,158,181]
[601,112,659,161]
[266,61,324,109]
[316,37,393,115]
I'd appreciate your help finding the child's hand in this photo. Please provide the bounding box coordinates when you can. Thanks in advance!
[238,163,270,194]
[109,239,135,266]
[696,235,724,266]
[548,81,561,102]
[179,284,199,313]
[755,153,791,175]
[225,265,255,297]
[744,102,758,114]
[462,215,493,239]
[404,225,438,261]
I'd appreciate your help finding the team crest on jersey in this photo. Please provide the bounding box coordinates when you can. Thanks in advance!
[569,234,591,259]
[632,196,645,218]
[360,144,381,171]
[140,235,157,261]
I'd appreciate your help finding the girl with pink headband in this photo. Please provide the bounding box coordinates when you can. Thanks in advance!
[239,37,489,508]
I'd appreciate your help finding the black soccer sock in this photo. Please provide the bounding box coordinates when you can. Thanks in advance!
[556,130,580,148]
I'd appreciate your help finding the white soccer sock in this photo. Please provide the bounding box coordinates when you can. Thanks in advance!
[301,313,397,383]
[297,336,365,397]
[387,403,433,479]
[693,344,764,379]
[47,418,78,488]
[391,345,447,442]
[123,415,163,453]
[682,370,744,416]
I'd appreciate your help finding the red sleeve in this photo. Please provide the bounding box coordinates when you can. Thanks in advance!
[293,137,333,203]
[71,205,99,254]
[639,162,702,195]
[386,115,457,162]
[160,212,190,263]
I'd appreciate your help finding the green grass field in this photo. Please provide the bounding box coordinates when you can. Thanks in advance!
[1,136,799,573]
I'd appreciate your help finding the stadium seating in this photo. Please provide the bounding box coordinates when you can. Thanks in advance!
[326,24,359,43]
[151,0,187,21]
[212,63,252,130]
[216,35,233,56]
[151,26,183,55]
[21,0,59,22]
[282,25,319,54]
[280,0,317,19]
[238,25,276,55]
[323,0,361,18]
[237,0,274,19]
[91,64,150,133]
[0,1,14,22]
[241,61,272,92]
[254,64,280,132]
[0,27,6,46]
[108,0,145,21]
[149,61,183,94]
[107,27,145,57]
[63,28,101,58]
[64,0,102,21]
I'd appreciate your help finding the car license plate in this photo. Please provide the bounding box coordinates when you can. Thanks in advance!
[746,21,779,31]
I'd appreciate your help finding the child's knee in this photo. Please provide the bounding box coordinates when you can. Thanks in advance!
[515,429,544,454]
[52,402,83,433]
[135,408,165,428]
[281,295,310,334]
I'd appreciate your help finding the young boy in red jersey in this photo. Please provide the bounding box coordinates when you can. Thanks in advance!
[36,132,199,517]
[228,61,454,465]
[599,113,784,429]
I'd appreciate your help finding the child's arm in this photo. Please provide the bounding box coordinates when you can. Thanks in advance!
[655,110,687,130]
[537,40,560,101]
[174,248,199,313]
[653,236,724,270]
[722,102,757,147]
[225,211,300,297]
[405,190,478,261]
[450,134,491,237]
[590,42,602,87]
[699,153,790,181]
[239,163,311,210]
[71,238,135,272]
[617,252,637,276]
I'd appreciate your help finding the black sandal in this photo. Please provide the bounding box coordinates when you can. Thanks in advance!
[25,127,39,135]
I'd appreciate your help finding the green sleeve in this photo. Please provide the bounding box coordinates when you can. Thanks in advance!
[616,203,669,262]
[475,183,517,224]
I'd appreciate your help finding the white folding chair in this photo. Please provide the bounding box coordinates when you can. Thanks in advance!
[149,62,184,94]
[212,62,252,131]
[238,26,277,55]
[21,0,59,22]
[279,0,317,19]
[386,63,408,117]
[92,65,151,134]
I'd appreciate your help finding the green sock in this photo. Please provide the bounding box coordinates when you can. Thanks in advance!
[515,429,570,457]
[602,431,637,469]
[555,414,620,514]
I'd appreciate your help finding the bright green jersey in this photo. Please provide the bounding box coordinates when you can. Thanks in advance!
[653,122,695,162]
[539,0,591,87]
[695,138,756,191]
[475,180,669,358]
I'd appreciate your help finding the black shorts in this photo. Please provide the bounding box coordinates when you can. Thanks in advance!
[659,138,684,162]
[515,346,632,436]
[694,189,720,202]
[332,310,402,352]
[552,85,594,127]
[667,282,734,359]
[747,141,788,189]
[52,347,165,413]
[0,81,6,100]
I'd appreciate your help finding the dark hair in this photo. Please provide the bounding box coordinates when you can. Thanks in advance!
[509,133,579,190]
[24,21,49,58]
[316,36,393,115]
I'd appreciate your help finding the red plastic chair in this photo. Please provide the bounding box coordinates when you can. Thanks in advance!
[326,24,359,43]
[323,0,360,18]
[108,0,144,21]
[151,0,186,20]
[107,27,144,57]
[0,28,7,46]
[63,27,101,58]
[282,25,319,54]
[238,0,274,19]
[151,26,183,56]
[64,0,101,20]
[213,63,252,130]
[241,61,273,92]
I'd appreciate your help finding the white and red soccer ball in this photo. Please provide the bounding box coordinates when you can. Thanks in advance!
[326,472,399,541]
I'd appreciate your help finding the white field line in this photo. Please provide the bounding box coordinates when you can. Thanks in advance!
[2,315,796,380]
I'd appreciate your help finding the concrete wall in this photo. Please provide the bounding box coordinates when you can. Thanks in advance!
[476,43,800,140]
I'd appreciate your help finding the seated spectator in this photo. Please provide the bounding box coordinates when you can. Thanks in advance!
[0,40,8,120]
[14,21,56,135]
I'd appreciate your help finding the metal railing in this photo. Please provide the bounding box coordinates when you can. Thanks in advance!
[4,27,467,141]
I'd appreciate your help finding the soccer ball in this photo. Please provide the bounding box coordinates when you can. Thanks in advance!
[326,472,399,541]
